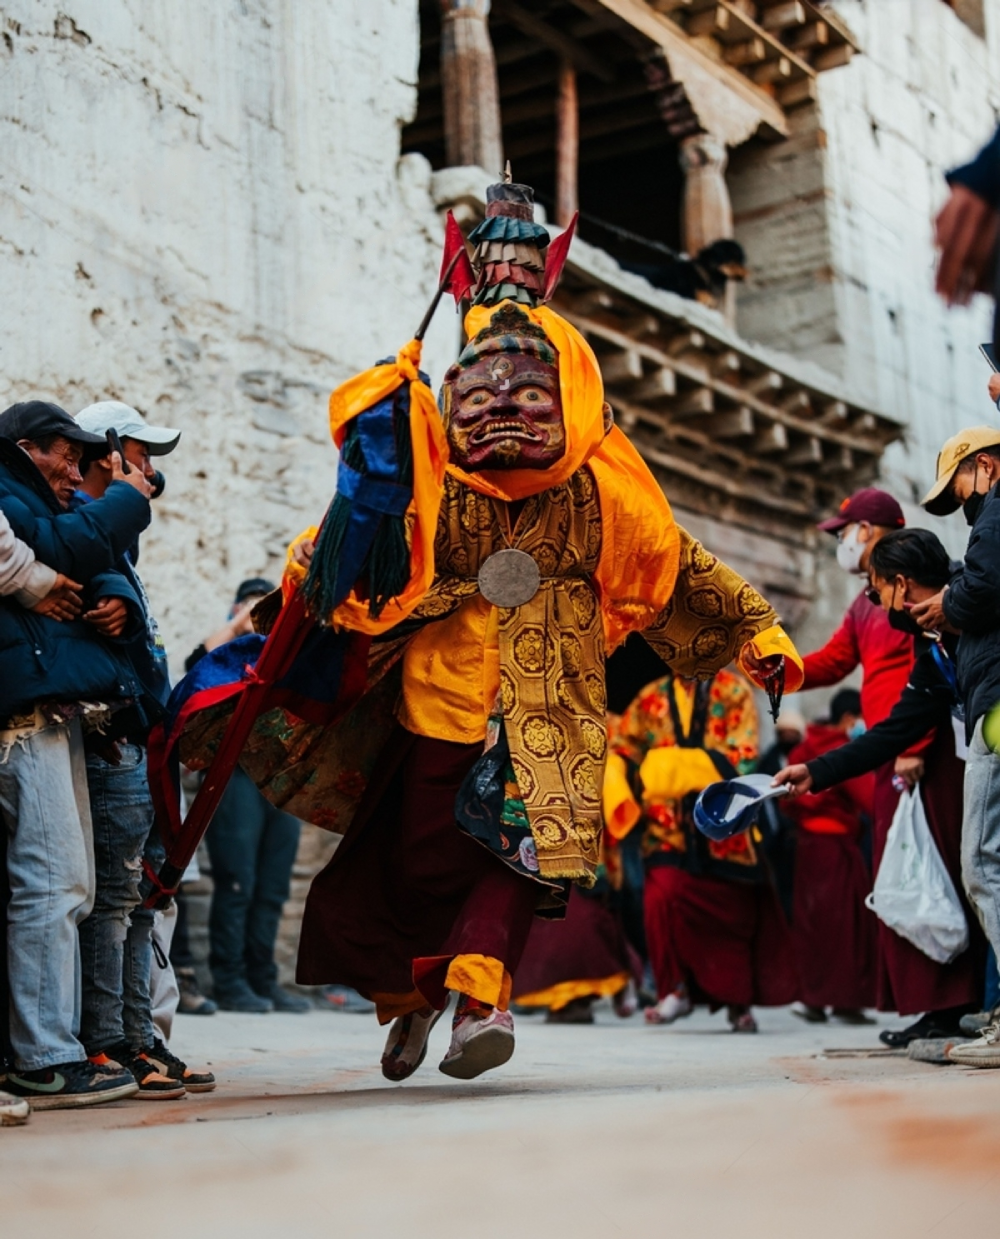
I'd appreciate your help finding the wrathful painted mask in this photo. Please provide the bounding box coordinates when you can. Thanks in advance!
[446,352,565,471]
[442,302,566,473]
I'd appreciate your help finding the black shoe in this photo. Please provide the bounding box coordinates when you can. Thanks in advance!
[880,1008,967,1048]
[257,984,311,1014]
[99,1046,185,1101]
[4,1059,139,1110]
[141,1038,216,1093]
[176,967,218,1016]
[214,981,274,1013]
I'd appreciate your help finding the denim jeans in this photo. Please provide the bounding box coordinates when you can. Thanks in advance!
[962,719,1000,961]
[0,719,94,1071]
[207,767,301,994]
[79,744,163,1053]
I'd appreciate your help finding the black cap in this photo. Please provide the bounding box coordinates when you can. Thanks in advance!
[0,400,108,457]
[235,577,276,604]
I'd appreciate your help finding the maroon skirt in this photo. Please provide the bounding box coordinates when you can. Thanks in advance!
[296,728,539,1006]
[792,829,877,1010]
[512,887,641,1002]
[643,865,797,1008]
[870,728,983,1016]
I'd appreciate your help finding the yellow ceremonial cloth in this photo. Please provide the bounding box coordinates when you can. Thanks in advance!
[514,971,631,1012]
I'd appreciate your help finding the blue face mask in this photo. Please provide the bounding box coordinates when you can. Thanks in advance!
[848,720,867,740]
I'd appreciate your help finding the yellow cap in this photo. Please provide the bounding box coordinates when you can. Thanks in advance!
[921,425,1000,515]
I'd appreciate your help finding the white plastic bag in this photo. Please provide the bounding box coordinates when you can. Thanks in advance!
[865,784,969,964]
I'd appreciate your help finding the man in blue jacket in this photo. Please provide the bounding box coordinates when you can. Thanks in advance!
[0,401,153,1109]
[72,400,215,1100]
[916,426,1000,1068]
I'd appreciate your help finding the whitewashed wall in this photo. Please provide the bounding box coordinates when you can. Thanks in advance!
[0,0,456,674]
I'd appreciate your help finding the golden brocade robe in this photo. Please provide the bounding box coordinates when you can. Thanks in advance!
[178,469,789,888]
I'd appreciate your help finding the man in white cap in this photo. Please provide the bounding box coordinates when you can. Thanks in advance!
[914,427,1000,1068]
[70,402,214,1098]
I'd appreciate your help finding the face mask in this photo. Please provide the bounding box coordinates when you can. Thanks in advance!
[887,606,925,637]
[964,489,986,527]
[836,526,866,574]
[848,720,867,740]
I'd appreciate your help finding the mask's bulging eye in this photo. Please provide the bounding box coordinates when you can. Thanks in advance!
[514,386,546,405]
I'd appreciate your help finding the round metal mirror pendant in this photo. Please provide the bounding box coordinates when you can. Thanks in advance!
[478,549,541,608]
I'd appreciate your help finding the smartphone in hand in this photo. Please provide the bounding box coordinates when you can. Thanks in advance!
[105,428,131,473]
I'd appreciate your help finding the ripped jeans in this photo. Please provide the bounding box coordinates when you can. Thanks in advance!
[78,744,161,1054]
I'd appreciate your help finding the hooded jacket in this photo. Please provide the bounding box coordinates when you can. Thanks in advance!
[0,438,150,719]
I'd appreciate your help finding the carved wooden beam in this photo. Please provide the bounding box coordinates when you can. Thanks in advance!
[502,0,616,83]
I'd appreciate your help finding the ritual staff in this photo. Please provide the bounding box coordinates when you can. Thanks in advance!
[784,689,877,1024]
[181,179,803,1082]
[774,530,982,1045]
[609,668,796,1033]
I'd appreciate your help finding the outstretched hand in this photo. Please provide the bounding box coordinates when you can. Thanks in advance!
[30,573,84,621]
[771,764,812,798]
[935,184,999,305]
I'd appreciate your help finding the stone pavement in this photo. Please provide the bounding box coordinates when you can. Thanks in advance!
[4,1003,1000,1239]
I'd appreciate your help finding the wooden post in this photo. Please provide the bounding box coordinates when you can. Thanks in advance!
[555,60,578,228]
[680,133,736,321]
[679,133,732,256]
[439,0,504,174]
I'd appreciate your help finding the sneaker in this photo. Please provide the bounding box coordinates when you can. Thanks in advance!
[791,1002,827,1024]
[959,1008,997,1037]
[98,1048,185,1101]
[321,985,376,1015]
[948,1019,1000,1068]
[141,1038,216,1093]
[439,1002,515,1080]
[908,1036,967,1065]
[645,988,693,1025]
[4,1059,138,1110]
[0,1089,30,1126]
[381,1005,447,1082]
[214,982,274,1014]
[255,984,311,1014]
[176,967,217,1016]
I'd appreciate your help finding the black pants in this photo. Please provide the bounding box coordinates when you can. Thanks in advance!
[207,768,301,995]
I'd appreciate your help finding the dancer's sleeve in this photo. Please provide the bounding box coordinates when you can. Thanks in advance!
[640,527,804,691]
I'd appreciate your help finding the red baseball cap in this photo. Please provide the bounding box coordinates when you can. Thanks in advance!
[817,487,905,534]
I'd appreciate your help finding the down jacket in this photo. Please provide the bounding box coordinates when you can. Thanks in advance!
[0,438,150,719]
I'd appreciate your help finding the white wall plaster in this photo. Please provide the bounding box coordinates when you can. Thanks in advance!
[0,0,456,675]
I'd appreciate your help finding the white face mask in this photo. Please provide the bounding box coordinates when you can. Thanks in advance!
[836,526,866,574]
